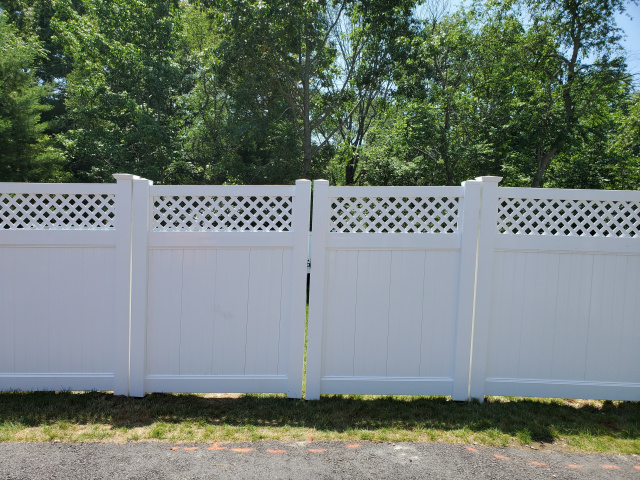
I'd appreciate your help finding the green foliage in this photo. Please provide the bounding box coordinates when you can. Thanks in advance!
[0,12,65,182]
[358,0,638,188]
[1,0,638,188]
[606,92,640,189]
[472,0,633,187]
[53,0,188,183]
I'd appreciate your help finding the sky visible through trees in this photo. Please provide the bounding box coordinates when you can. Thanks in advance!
[451,0,640,81]
[0,0,639,189]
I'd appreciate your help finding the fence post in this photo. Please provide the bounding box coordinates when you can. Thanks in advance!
[287,179,312,398]
[128,177,153,397]
[451,179,482,401]
[468,176,502,401]
[113,174,136,396]
[305,180,330,400]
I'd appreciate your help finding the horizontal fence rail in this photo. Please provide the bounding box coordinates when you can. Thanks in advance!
[1,176,638,401]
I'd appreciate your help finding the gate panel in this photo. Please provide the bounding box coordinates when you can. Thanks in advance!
[138,181,310,398]
[473,187,640,401]
[306,181,483,399]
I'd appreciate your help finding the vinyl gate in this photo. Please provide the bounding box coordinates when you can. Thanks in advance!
[130,178,310,398]
[304,179,495,400]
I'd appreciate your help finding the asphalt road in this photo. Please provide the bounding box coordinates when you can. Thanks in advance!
[1,441,639,479]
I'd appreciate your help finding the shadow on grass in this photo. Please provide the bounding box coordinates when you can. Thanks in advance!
[1,391,639,444]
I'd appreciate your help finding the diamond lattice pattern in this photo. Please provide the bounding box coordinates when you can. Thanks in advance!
[498,198,640,237]
[0,193,115,229]
[153,196,293,231]
[330,196,459,233]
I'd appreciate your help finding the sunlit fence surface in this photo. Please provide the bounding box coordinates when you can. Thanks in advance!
[1,177,639,401]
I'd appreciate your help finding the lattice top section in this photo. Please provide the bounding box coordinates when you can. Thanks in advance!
[330,196,459,233]
[498,198,639,237]
[152,195,293,231]
[0,193,116,229]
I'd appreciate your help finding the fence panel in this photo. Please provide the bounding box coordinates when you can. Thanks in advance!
[138,181,310,398]
[306,180,489,399]
[470,187,640,401]
[0,181,130,392]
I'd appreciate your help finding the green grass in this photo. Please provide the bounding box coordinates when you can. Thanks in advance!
[0,391,638,454]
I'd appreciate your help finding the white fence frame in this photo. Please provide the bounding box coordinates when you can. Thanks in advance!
[1,176,638,401]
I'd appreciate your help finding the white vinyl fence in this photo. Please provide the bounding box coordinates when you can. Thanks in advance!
[0,181,127,392]
[471,187,640,401]
[1,176,638,401]
[133,179,310,397]
[0,175,310,397]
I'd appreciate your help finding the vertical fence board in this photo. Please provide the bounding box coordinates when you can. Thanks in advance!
[549,254,575,381]
[322,250,358,378]
[95,248,116,372]
[620,257,639,382]
[386,250,426,379]
[87,249,116,375]
[47,248,76,373]
[214,250,251,376]
[14,248,48,372]
[572,254,594,381]
[245,249,284,376]
[278,249,294,377]
[353,250,392,378]
[422,250,459,379]
[621,256,640,382]
[517,252,542,380]
[486,251,508,379]
[179,249,217,375]
[146,249,184,376]
[585,255,612,381]
[535,253,561,380]
[606,255,625,380]
[0,248,15,373]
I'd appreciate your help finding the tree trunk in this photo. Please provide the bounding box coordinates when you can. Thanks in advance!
[531,147,557,187]
[302,38,313,173]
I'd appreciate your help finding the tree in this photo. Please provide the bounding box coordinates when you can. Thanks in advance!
[358,8,501,186]
[319,0,416,185]
[0,0,86,136]
[475,0,635,187]
[606,92,640,189]
[0,12,64,181]
[53,0,190,183]
[214,0,418,180]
